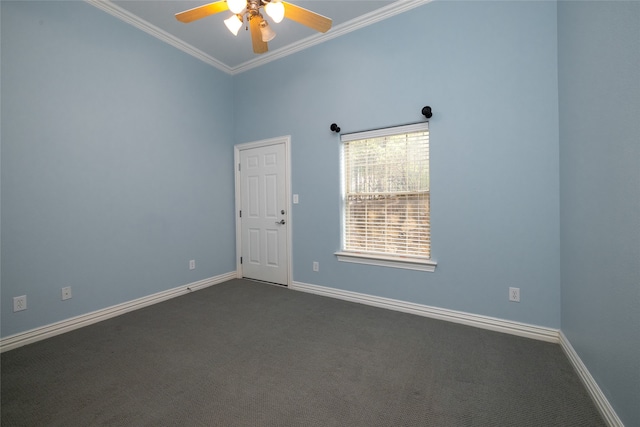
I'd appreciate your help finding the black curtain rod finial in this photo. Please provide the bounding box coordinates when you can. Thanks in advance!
[330,123,341,133]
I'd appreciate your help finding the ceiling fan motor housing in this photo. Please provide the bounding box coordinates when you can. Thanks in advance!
[248,0,261,16]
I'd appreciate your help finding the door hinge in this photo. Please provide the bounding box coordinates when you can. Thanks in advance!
[238,163,241,171]
[240,257,243,264]
[239,210,242,218]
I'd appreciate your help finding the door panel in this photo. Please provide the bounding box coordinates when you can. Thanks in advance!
[266,230,279,266]
[239,143,288,285]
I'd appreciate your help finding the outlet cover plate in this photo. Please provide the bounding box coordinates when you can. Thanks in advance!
[509,287,520,302]
[62,286,72,300]
[13,295,27,312]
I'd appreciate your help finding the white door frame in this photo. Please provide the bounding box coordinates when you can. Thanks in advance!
[234,135,292,287]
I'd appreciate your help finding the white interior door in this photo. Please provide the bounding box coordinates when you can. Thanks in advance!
[238,141,289,285]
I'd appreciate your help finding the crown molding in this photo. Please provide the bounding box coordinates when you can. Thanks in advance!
[85,0,234,74]
[86,0,432,75]
[231,0,432,74]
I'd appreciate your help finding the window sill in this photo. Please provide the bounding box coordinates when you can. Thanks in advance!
[335,251,437,272]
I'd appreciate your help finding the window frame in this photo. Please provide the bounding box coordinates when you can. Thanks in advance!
[335,122,437,272]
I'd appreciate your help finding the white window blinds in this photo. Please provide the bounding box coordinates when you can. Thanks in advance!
[341,123,430,259]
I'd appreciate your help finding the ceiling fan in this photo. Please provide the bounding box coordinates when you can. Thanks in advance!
[175,0,332,54]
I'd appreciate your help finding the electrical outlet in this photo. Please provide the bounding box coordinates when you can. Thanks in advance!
[293,194,299,204]
[509,287,520,302]
[313,261,319,272]
[13,295,27,312]
[62,286,72,300]
[189,260,195,270]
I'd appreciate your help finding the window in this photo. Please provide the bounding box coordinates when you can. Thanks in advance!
[336,123,436,272]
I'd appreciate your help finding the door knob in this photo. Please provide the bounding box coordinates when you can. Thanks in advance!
[275,219,285,225]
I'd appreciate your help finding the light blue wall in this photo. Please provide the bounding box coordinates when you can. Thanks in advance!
[1,1,236,337]
[558,2,640,426]
[3,1,637,422]
[234,1,560,327]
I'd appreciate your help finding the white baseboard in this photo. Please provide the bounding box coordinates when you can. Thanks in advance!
[291,281,559,342]
[1,275,623,426]
[558,331,624,427]
[290,281,623,426]
[0,271,237,353]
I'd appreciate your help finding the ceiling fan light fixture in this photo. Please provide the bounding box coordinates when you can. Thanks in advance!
[227,0,246,15]
[224,14,243,36]
[259,18,276,42]
[175,0,333,54]
[265,0,285,24]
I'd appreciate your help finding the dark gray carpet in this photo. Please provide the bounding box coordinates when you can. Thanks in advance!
[1,279,605,426]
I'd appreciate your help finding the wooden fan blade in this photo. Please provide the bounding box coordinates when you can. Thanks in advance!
[250,16,268,54]
[175,1,229,23]
[283,2,332,33]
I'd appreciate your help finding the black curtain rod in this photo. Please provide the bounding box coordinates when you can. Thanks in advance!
[330,106,432,135]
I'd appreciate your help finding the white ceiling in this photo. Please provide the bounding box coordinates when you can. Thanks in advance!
[87,0,430,74]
